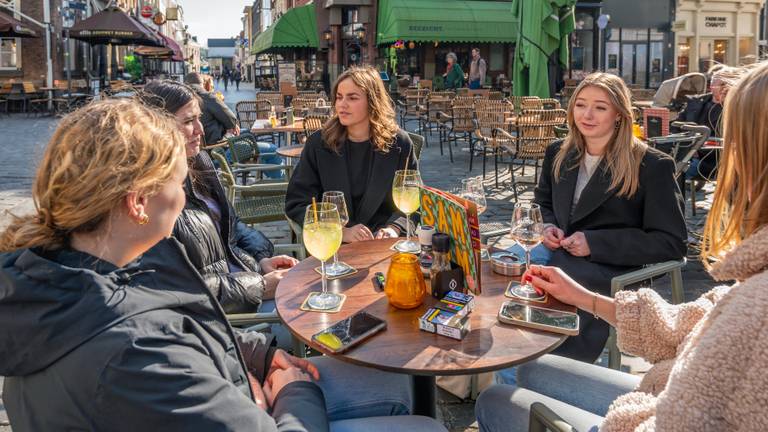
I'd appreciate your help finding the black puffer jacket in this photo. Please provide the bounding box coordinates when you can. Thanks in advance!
[0,239,328,432]
[169,151,274,313]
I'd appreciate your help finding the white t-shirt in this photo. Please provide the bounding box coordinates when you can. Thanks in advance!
[571,153,602,214]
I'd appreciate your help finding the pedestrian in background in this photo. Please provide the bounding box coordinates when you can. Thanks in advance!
[469,48,487,90]
[234,69,242,91]
[223,67,231,91]
[443,52,464,90]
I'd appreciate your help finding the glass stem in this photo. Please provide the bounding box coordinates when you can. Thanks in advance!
[333,252,339,265]
[525,248,532,287]
[320,260,327,294]
[405,212,412,242]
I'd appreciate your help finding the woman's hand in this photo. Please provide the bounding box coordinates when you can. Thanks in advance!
[561,231,591,257]
[525,265,592,308]
[374,226,399,239]
[248,372,269,410]
[542,226,565,250]
[343,224,374,243]
[259,255,299,273]
[263,367,313,406]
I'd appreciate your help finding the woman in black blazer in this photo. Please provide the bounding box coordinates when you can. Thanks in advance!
[532,73,687,363]
[286,66,417,242]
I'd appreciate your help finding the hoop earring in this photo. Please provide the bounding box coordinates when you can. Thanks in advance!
[138,213,149,225]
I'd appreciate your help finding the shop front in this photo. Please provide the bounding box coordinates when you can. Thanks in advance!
[674,0,764,75]
[375,0,518,89]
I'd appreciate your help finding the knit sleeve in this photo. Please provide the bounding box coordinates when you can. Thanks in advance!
[600,392,658,432]
[614,286,730,363]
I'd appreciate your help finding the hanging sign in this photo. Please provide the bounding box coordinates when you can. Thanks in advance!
[141,5,154,18]
[153,12,166,26]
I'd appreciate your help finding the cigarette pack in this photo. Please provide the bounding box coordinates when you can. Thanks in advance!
[434,291,476,317]
[419,307,471,340]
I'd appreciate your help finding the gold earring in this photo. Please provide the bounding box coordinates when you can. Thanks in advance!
[138,213,149,225]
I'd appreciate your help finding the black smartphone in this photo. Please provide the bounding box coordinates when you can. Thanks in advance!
[312,311,387,354]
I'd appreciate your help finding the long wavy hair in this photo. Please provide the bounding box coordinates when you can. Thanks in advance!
[0,99,185,251]
[553,72,647,198]
[702,62,768,265]
[322,66,398,153]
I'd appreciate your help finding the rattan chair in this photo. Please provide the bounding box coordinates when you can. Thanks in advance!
[235,100,273,130]
[474,109,516,189]
[418,92,452,143]
[540,98,562,109]
[438,98,475,163]
[397,88,429,129]
[301,115,329,143]
[513,108,566,181]
[225,134,292,183]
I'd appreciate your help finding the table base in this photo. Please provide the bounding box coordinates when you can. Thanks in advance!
[413,375,437,418]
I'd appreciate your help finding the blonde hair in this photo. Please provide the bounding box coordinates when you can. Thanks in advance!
[0,98,185,252]
[322,65,398,153]
[702,62,768,265]
[553,72,647,198]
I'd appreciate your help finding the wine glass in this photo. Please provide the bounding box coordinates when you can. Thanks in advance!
[458,177,489,259]
[509,202,545,301]
[322,191,353,277]
[303,202,344,310]
[392,169,423,253]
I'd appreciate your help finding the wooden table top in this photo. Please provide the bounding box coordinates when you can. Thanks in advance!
[251,119,305,133]
[275,238,572,376]
[276,144,304,159]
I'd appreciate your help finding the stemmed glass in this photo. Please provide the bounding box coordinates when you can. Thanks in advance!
[509,202,545,301]
[303,202,344,310]
[392,169,423,253]
[458,177,489,259]
[322,191,353,277]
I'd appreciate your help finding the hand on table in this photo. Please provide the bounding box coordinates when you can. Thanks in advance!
[560,231,590,257]
[259,255,299,273]
[263,269,291,299]
[343,224,374,243]
[374,226,399,239]
[523,265,591,308]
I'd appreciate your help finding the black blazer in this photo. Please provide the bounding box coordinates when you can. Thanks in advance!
[285,129,417,234]
[534,140,687,294]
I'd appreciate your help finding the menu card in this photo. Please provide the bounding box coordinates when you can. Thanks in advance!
[419,186,482,294]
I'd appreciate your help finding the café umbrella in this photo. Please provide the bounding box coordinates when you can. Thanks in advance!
[0,10,37,38]
[512,0,576,98]
[69,5,163,80]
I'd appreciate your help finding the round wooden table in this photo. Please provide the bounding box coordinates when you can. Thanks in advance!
[276,144,304,159]
[275,238,573,417]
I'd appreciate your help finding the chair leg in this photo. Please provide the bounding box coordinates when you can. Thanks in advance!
[510,161,519,202]
[448,134,454,163]
[494,149,500,189]
[469,138,475,171]
[690,180,697,216]
[482,147,487,180]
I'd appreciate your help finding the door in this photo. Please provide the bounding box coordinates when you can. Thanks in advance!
[620,43,647,87]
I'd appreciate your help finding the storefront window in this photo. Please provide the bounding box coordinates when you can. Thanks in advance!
[0,38,19,69]
[739,37,755,64]
[677,39,691,75]
[649,41,663,86]
[571,12,594,77]
[698,39,727,71]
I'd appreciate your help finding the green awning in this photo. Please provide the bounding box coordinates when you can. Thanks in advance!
[376,0,519,45]
[251,4,318,54]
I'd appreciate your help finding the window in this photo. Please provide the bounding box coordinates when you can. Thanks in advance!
[0,38,19,69]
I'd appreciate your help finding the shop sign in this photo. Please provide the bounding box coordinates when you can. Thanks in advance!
[141,5,154,18]
[408,25,442,33]
[278,61,296,86]
[153,12,166,26]
[699,14,732,36]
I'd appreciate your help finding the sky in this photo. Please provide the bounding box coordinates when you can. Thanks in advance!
[182,0,252,47]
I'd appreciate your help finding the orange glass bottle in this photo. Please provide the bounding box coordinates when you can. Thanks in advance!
[385,253,427,309]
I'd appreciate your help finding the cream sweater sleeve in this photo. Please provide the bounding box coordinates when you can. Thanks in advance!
[614,286,729,363]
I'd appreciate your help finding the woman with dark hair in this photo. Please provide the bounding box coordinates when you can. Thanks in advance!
[285,66,417,243]
[142,80,297,313]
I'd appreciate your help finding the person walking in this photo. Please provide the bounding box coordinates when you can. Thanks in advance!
[234,69,242,91]
[468,48,487,90]
[443,52,464,90]
[223,67,231,92]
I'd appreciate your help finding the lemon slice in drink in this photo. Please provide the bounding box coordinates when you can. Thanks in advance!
[315,332,343,350]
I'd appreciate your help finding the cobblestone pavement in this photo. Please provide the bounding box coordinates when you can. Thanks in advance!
[0,93,721,432]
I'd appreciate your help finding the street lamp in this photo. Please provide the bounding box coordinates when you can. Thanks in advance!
[323,28,333,49]
[355,27,365,42]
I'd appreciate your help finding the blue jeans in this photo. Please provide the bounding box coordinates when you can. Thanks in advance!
[255,141,285,179]
[469,79,481,89]
[479,355,640,432]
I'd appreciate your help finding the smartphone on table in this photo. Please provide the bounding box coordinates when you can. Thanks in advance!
[312,311,387,354]
[497,301,579,336]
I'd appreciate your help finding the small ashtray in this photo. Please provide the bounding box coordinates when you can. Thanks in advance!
[490,252,525,276]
